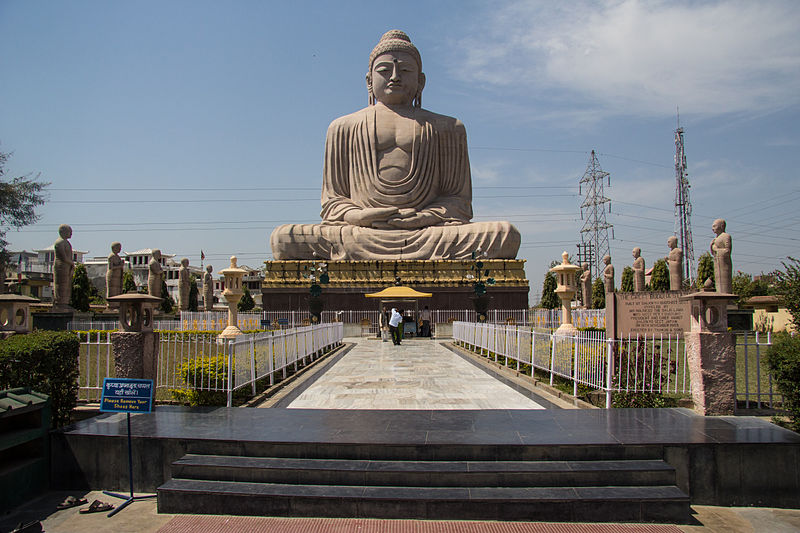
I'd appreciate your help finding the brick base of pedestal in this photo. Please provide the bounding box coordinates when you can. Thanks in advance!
[111,331,160,380]
[685,331,736,415]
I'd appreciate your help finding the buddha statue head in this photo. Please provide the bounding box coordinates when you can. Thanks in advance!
[366,30,426,108]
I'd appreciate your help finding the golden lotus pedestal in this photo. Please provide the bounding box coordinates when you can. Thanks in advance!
[261,259,529,312]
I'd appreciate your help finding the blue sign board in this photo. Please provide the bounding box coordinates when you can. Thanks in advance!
[100,378,154,413]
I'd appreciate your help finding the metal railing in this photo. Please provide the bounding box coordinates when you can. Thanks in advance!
[735,331,779,409]
[453,321,687,408]
[75,331,114,402]
[75,323,343,406]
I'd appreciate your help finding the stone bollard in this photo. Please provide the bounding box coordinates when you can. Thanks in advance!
[681,291,737,415]
[107,294,162,380]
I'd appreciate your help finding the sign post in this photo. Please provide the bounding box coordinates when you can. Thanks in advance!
[99,378,156,517]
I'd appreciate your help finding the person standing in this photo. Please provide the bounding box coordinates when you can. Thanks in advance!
[420,305,432,337]
[389,308,403,345]
[379,306,390,342]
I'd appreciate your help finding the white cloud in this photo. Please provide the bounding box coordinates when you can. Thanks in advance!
[452,0,800,118]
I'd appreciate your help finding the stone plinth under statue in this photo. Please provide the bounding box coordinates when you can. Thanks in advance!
[261,259,528,312]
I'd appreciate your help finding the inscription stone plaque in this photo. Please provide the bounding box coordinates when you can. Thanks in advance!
[613,291,691,337]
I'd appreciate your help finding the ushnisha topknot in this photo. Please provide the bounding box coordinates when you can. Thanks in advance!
[368,30,422,72]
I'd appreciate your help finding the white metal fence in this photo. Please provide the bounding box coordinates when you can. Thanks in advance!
[75,323,343,406]
[453,321,688,408]
[529,308,606,330]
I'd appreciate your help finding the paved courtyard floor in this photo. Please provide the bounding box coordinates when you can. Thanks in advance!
[280,337,546,410]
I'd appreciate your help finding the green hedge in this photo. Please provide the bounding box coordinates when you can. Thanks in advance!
[170,355,229,406]
[764,332,800,432]
[0,331,80,427]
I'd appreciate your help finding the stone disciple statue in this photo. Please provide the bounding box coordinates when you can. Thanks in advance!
[603,255,614,294]
[667,236,683,291]
[710,218,732,294]
[178,258,190,311]
[580,262,592,308]
[203,265,214,311]
[632,247,645,292]
[148,249,163,297]
[106,242,124,303]
[270,30,520,261]
[53,224,74,309]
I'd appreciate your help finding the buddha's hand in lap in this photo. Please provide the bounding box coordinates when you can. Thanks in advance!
[343,207,400,227]
[385,210,440,229]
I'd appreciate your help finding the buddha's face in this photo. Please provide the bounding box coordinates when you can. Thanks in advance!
[371,51,420,106]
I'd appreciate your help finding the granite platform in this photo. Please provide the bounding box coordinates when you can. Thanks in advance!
[52,406,800,509]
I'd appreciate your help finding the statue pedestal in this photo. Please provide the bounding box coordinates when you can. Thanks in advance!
[111,331,160,380]
[261,259,529,312]
[684,331,736,415]
[682,291,737,415]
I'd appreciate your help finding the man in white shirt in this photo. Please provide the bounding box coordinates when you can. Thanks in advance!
[389,308,403,345]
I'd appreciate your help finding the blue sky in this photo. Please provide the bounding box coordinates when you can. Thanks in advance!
[2,0,799,303]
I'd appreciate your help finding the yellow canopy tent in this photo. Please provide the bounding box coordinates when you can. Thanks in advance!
[365,286,432,299]
[366,286,432,338]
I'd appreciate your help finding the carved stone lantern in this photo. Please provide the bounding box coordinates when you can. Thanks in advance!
[108,294,162,333]
[0,294,39,335]
[219,256,245,339]
[107,293,162,380]
[549,251,582,335]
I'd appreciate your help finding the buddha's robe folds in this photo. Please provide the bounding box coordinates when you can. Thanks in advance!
[270,106,520,260]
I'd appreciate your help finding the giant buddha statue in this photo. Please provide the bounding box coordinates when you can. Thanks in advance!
[270,30,520,261]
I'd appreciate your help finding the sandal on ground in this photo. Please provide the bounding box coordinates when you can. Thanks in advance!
[57,495,88,510]
[79,499,115,514]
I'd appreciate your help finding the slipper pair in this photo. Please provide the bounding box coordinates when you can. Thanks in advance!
[56,495,87,510]
[79,499,115,514]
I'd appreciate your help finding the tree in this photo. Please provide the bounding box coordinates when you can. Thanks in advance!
[649,259,670,292]
[160,279,174,314]
[540,271,559,309]
[591,277,605,309]
[188,275,199,312]
[122,270,137,293]
[620,266,634,292]
[70,263,91,312]
[0,150,48,289]
[732,271,772,304]
[697,252,714,289]
[238,285,255,312]
[774,257,800,331]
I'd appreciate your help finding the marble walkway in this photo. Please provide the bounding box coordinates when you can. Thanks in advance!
[282,337,545,410]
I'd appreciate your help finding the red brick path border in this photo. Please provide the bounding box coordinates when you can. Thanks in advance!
[158,516,684,533]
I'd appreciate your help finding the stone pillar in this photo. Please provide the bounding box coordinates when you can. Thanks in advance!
[107,294,162,380]
[111,332,160,380]
[682,291,737,415]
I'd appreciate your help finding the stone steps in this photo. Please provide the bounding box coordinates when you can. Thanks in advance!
[157,453,691,522]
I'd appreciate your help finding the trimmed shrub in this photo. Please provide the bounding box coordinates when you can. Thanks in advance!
[764,331,800,432]
[0,331,80,427]
[171,355,229,406]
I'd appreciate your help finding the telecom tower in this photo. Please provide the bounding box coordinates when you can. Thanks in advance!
[674,117,695,284]
[578,150,613,279]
